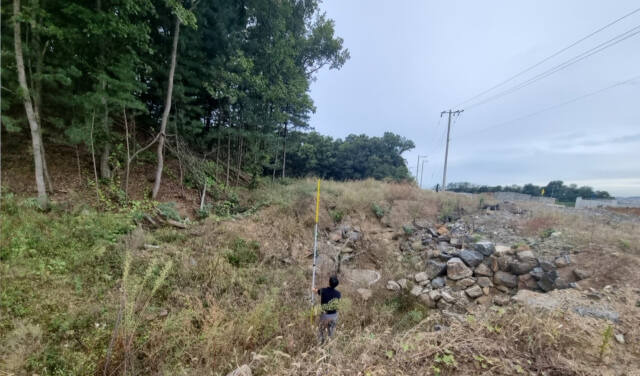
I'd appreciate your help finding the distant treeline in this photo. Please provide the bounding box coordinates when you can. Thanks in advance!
[283,131,415,180]
[446,180,612,202]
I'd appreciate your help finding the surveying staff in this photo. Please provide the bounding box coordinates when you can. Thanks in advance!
[313,276,341,344]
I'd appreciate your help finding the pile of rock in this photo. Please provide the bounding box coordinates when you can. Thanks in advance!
[387,238,582,310]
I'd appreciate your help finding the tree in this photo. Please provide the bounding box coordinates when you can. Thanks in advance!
[12,0,47,206]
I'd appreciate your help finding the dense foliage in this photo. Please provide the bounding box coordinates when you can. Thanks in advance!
[446,180,612,202]
[0,0,417,205]
[284,131,415,180]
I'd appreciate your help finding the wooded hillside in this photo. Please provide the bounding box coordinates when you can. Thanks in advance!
[1,0,412,209]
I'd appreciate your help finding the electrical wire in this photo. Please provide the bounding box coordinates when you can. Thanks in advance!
[463,74,640,136]
[454,6,640,108]
[465,24,640,110]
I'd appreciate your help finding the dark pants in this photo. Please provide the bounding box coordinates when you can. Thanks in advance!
[318,312,338,344]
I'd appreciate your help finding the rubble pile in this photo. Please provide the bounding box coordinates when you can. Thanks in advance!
[386,220,586,311]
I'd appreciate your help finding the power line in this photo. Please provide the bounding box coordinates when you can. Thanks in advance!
[462,74,640,136]
[465,24,640,110]
[455,6,640,108]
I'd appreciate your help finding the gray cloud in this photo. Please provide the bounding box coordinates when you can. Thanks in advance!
[309,0,640,196]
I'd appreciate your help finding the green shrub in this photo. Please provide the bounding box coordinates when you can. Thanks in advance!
[330,209,344,223]
[157,202,181,221]
[225,238,260,267]
[371,202,385,218]
[402,224,415,235]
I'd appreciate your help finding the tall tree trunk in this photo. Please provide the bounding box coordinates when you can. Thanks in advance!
[236,133,243,186]
[225,132,230,188]
[281,122,287,179]
[99,96,111,179]
[13,0,47,206]
[152,16,180,199]
[123,108,131,199]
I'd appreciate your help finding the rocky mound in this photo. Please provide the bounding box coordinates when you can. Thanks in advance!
[385,220,589,311]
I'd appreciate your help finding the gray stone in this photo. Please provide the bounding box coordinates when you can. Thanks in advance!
[518,273,538,290]
[397,278,409,289]
[386,280,401,291]
[459,249,484,267]
[474,241,495,256]
[496,285,511,293]
[497,256,513,272]
[554,278,570,290]
[428,289,442,301]
[226,365,252,376]
[410,285,423,296]
[615,334,625,344]
[456,278,476,289]
[512,289,560,310]
[419,293,437,308]
[516,250,536,263]
[554,254,571,268]
[538,259,555,272]
[465,285,483,298]
[494,245,513,257]
[494,271,517,288]
[348,231,361,242]
[431,276,446,289]
[437,299,453,310]
[508,259,537,275]
[329,231,342,242]
[493,295,510,306]
[477,276,493,288]
[537,274,555,292]
[573,306,619,322]
[447,258,473,280]
[425,260,447,279]
[474,263,493,277]
[530,267,544,280]
[357,288,372,301]
[573,268,591,280]
[441,290,456,303]
[414,272,429,283]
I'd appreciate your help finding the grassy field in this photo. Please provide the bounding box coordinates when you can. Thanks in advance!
[1,180,639,375]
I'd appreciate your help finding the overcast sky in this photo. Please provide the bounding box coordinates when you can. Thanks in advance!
[309,0,640,197]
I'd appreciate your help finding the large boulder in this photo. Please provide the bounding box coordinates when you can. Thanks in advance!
[343,268,381,287]
[459,249,484,267]
[425,260,447,279]
[474,241,495,256]
[447,258,473,280]
[494,271,517,288]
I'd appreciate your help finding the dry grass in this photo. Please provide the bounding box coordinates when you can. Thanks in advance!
[276,305,622,375]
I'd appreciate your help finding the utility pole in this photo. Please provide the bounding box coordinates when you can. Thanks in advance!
[416,155,427,181]
[420,159,427,188]
[440,109,463,191]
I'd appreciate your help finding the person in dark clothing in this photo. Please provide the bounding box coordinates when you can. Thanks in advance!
[314,275,341,344]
